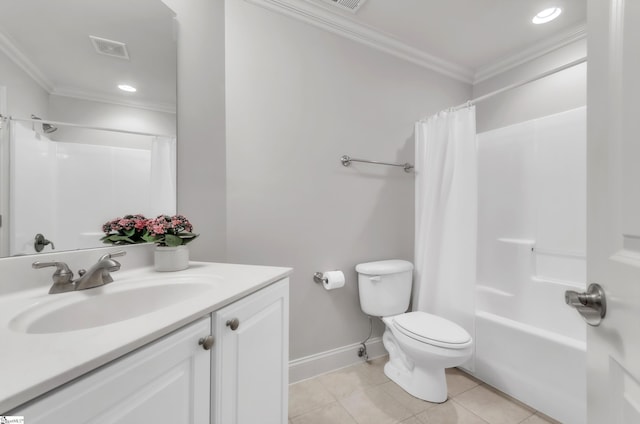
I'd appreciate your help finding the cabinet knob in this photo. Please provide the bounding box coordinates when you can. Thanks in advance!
[226,318,240,331]
[198,335,214,350]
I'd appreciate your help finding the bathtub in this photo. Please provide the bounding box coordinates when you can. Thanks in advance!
[469,282,586,424]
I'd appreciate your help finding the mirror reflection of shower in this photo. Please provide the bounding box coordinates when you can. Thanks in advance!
[30,115,57,134]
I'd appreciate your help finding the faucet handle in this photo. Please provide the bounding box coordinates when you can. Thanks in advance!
[99,250,127,261]
[32,261,72,274]
[32,261,75,294]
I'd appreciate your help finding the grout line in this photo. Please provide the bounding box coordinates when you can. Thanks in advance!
[289,400,341,421]
[450,399,491,424]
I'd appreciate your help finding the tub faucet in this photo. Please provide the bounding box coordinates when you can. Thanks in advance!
[75,251,127,291]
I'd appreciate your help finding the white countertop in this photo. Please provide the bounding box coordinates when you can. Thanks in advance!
[0,261,292,413]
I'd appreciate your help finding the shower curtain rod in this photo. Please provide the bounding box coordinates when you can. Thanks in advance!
[0,115,175,139]
[452,57,587,111]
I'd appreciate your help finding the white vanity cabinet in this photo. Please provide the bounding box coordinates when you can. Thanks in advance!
[13,317,212,423]
[8,276,290,424]
[212,278,289,424]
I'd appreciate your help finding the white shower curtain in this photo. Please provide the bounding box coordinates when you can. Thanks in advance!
[150,136,177,216]
[413,106,477,355]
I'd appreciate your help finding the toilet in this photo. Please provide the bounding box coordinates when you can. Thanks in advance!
[356,259,473,403]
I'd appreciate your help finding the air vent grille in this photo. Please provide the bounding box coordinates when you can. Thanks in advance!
[89,36,130,60]
[323,0,368,13]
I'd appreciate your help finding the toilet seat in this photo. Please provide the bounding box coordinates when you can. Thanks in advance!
[392,312,472,349]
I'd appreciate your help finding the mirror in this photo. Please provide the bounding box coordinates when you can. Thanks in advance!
[0,0,177,257]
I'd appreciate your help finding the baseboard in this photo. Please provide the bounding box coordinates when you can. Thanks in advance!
[289,337,387,383]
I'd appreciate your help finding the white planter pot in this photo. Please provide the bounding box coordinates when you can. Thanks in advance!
[154,245,189,272]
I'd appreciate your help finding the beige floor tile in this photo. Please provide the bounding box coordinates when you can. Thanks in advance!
[317,360,388,399]
[317,365,369,399]
[289,378,336,418]
[339,385,414,424]
[519,413,560,424]
[453,385,534,424]
[415,400,489,424]
[380,381,437,415]
[290,402,358,424]
[400,417,424,424]
[358,356,391,386]
[446,368,480,397]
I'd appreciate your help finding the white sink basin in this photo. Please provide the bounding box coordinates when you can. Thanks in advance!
[10,276,219,334]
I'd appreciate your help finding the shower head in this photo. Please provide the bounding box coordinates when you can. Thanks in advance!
[30,114,58,134]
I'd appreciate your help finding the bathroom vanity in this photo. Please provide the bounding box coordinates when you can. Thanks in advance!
[0,260,291,424]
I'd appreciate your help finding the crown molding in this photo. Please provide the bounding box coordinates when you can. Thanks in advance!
[244,0,475,83]
[245,0,587,87]
[0,31,54,93]
[52,87,176,114]
[473,23,587,84]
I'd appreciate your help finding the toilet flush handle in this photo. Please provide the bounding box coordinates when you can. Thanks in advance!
[369,275,381,282]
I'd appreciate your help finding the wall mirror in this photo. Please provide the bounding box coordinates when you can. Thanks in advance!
[0,0,177,257]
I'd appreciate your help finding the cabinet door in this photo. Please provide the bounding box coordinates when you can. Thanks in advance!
[13,317,211,424]
[213,279,289,424]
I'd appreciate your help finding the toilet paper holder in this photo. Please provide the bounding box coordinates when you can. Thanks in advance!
[313,272,328,284]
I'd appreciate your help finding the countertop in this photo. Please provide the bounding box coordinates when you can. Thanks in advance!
[0,261,292,413]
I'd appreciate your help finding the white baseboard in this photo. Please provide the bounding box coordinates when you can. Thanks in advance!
[289,337,387,383]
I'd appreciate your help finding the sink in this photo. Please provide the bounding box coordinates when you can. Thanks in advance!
[10,276,218,334]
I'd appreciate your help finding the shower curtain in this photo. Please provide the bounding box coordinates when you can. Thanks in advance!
[413,106,477,361]
[150,136,177,216]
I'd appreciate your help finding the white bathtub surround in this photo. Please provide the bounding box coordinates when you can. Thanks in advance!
[413,106,478,370]
[9,121,177,256]
[474,107,586,423]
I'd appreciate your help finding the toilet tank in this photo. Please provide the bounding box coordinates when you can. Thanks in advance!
[355,260,414,317]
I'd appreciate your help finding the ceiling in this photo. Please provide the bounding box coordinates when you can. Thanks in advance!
[0,0,176,113]
[0,0,586,110]
[293,0,587,82]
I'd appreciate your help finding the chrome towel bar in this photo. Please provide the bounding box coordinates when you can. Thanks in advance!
[340,155,414,173]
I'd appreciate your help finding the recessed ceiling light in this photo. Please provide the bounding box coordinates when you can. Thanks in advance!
[532,7,562,24]
[118,84,137,93]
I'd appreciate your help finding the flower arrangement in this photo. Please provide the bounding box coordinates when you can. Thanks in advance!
[101,214,198,247]
[101,214,149,245]
[142,214,198,247]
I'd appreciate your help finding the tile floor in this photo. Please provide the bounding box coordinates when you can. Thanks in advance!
[288,356,560,424]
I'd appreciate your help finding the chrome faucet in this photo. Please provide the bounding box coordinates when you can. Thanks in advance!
[32,251,126,294]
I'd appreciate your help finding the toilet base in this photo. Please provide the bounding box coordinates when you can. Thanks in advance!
[383,360,448,403]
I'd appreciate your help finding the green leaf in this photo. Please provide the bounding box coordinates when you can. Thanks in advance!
[124,228,136,237]
[164,234,182,247]
[142,233,161,243]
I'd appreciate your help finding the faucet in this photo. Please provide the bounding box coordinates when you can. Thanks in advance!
[75,251,126,290]
[32,251,126,294]
[32,261,75,294]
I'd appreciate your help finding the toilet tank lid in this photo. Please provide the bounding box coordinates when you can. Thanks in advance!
[355,260,413,275]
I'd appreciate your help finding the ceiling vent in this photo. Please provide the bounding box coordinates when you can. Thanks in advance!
[322,0,368,13]
[89,36,130,60]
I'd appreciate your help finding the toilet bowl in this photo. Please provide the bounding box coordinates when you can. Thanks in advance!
[382,312,472,402]
[355,259,473,403]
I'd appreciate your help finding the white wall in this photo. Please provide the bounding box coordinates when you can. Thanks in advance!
[0,49,48,118]
[47,95,176,143]
[474,39,586,133]
[225,0,470,363]
[163,0,227,262]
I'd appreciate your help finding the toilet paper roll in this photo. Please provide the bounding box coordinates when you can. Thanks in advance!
[323,270,345,290]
